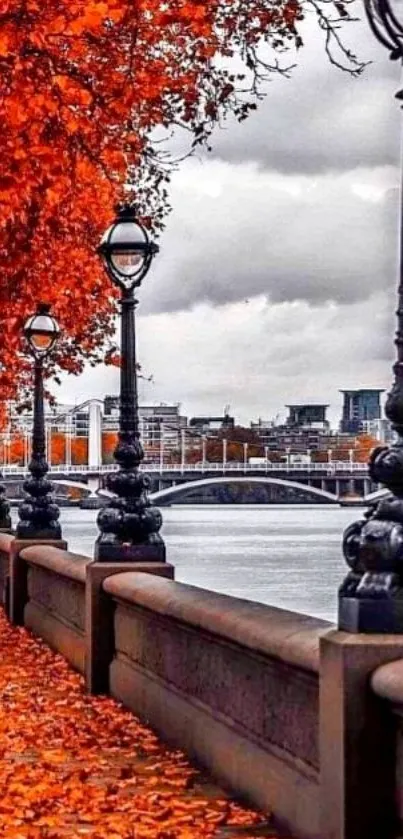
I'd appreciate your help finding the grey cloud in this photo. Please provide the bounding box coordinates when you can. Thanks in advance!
[201,17,400,175]
[141,161,399,314]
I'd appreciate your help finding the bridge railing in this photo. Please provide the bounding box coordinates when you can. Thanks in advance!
[0,461,369,477]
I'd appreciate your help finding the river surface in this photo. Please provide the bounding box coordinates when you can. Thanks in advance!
[11,505,362,623]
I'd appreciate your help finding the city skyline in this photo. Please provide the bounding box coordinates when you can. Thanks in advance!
[32,389,387,433]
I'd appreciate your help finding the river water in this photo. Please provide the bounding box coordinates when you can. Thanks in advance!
[11,505,362,623]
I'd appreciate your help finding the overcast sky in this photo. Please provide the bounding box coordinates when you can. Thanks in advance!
[58,8,402,427]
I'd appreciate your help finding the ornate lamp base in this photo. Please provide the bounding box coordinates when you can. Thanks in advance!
[16,467,61,541]
[94,536,165,563]
[0,481,11,531]
[16,523,62,540]
[339,594,403,633]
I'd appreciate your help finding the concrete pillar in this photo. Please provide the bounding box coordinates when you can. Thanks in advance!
[9,538,67,625]
[88,401,102,469]
[85,561,175,694]
[86,476,99,497]
[320,630,403,839]
[66,414,72,467]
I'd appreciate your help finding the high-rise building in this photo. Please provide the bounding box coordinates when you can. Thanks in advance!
[189,415,235,435]
[286,404,329,430]
[340,389,384,434]
[103,397,187,456]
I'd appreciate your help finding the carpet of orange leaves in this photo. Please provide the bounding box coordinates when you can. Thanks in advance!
[0,610,289,839]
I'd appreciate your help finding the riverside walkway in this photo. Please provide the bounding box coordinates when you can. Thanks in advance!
[0,610,286,839]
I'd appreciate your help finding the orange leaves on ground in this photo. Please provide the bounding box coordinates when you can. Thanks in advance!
[0,610,277,838]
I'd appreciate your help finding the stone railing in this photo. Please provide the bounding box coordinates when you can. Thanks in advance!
[1,536,403,839]
[104,572,327,838]
[21,546,89,674]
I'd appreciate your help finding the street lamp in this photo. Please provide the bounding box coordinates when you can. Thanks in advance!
[95,205,165,562]
[243,442,248,473]
[0,474,10,531]
[0,368,11,529]
[340,0,403,631]
[16,304,62,540]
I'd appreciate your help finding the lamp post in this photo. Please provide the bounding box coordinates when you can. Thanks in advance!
[0,366,11,529]
[16,304,62,540]
[243,442,248,473]
[202,435,207,472]
[159,423,164,473]
[0,473,10,531]
[340,0,403,631]
[180,428,186,475]
[95,205,165,562]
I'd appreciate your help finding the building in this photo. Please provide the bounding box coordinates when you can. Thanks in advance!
[340,389,384,434]
[189,415,235,435]
[361,418,395,445]
[286,404,329,430]
[103,398,187,456]
[250,405,329,454]
[250,416,325,453]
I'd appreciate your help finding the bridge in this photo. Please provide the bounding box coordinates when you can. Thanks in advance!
[0,460,379,504]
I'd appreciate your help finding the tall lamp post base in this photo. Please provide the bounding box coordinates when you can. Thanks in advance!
[94,539,165,564]
[339,595,403,634]
[0,480,11,532]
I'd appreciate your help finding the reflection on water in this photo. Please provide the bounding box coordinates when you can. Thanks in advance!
[11,505,361,623]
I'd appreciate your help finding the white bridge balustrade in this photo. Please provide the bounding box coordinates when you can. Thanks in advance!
[0,460,379,504]
[0,461,370,477]
[0,397,376,502]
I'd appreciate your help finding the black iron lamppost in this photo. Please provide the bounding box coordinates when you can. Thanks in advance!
[0,475,11,531]
[95,205,165,562]
[339,1,403,631]
[0,365,11,530]
[16,305,62,540]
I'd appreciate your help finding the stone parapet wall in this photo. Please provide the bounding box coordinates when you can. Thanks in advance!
[0,532,14,609]
[104,572,330,838]
[21,546,89,674]
[371,659,403,832]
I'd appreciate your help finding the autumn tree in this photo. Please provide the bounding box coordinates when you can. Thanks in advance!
[354,433,379,463]
[0,0,365,422]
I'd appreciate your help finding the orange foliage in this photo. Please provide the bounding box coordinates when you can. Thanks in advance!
[48,432,66,465]
[71,437,88,465]
[0,0,362,424]
[353,433,379,463]
[311,450,329,463]
[102,431,118,464]
[0,610,270,838]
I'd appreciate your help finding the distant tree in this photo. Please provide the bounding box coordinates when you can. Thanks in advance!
[102,432,118,465]
[354,433,379,463]
[49,433,66,465]
[71,437,88,466]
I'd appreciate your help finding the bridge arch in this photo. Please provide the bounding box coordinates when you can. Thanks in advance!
[364,487,389,504]
[52,479,95,495]
[150,476,338,505]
